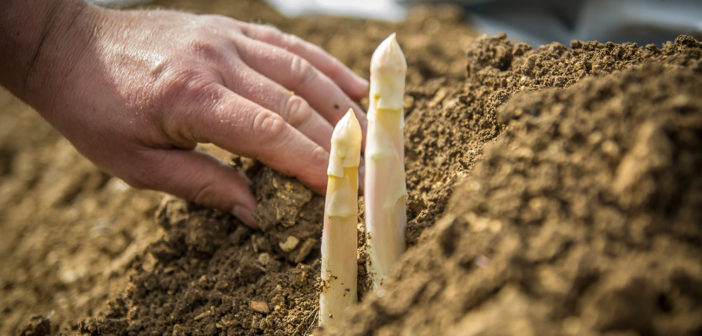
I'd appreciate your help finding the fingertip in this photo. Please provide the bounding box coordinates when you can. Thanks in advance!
[339,78,367,101]
[232,205,258,229]
[279,144,327,195]
[347,74,369,100]
[312,179,328,195]
[139,149,259,222]
[309,146,330,194]
[236,185,258,213]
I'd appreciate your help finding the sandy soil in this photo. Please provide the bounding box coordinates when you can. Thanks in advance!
[1,0,700,335]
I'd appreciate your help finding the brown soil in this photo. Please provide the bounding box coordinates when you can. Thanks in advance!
[0,78,162,335]
[324,36,702,336]
[1,0,700,335]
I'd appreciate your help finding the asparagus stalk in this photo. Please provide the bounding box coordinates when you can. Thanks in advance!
[320,109,362,327]
[364,33,407,289]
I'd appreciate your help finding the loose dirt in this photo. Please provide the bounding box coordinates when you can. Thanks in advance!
[1,0,700,335]
[324,35,702,336]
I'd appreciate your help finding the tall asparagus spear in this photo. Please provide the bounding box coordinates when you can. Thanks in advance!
[320,109,362,327]
[364,33,407,289]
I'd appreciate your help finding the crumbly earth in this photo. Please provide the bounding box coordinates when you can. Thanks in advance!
[323,35,702,336]
[0,0,700,335]
[0,85,163,336]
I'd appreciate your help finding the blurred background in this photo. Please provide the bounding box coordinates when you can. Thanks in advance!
[88,0,702,47]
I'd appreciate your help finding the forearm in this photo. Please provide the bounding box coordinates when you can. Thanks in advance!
[0,0,97,106]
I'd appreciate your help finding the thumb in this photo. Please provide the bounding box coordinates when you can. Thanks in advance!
[130,148,258,228]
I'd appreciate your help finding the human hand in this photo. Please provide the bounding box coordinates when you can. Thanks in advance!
[20,2,368,228]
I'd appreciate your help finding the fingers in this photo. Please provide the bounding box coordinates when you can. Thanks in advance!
[131,148,258,228]
[222,62,334,151]
[234,36,368,135]
[179,84,329,194]
[239,23,368,99]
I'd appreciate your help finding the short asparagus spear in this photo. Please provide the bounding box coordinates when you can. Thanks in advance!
[364,33,407,289]
[320,109,362,327]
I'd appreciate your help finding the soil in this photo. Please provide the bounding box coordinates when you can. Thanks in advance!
[324,36,702,336]
[0,75,163,335]
[0,0,700,335]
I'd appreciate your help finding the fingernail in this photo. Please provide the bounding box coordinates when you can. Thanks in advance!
[232,205,257,229]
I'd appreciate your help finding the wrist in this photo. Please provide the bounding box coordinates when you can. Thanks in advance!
[28,1,105,111]
[0,0,103,109]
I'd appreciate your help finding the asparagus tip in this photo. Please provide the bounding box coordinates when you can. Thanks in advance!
[371,33,407,74]
[327,109,362,178]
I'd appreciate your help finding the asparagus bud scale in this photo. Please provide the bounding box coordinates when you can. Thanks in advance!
[320,110,362,327]
[364,33,407,289]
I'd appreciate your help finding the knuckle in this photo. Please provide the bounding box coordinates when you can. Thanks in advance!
[289,56,316,87]
[187,38,227,64]
[283,94,312,127]
[261,25,283,39]
[279,32,299,49]
[202,14,239,29]
[156,69,219,143]
[253,25,299,51]
[158,67,214,102]
[252,111,287,143]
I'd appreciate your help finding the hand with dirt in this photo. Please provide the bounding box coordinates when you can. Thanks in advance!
[0,0,368,228]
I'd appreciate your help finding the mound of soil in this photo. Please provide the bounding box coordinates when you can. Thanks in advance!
[1,0,700,335]
[326,35,702,336]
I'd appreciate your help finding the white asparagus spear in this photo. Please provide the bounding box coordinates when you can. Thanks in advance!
[364,33,407,289]
[320,109,362,327]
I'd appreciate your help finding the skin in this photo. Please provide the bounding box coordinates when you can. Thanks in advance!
[0,0,368,228]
